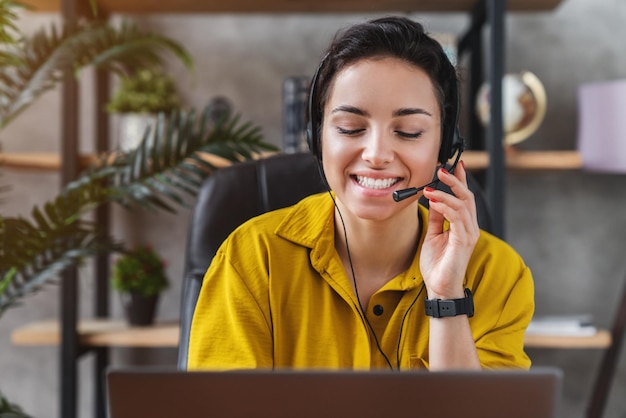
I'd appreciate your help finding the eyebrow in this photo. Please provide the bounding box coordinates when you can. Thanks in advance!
[392,108,433,117]
[331,105,369,117]
[331,105,433,118]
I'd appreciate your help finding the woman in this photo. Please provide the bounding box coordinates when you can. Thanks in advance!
[188,16,533,371]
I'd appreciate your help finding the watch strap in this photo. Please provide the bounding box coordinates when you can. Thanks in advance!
[424,288,474,318]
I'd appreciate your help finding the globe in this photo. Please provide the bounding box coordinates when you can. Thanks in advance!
[476,71,547,145]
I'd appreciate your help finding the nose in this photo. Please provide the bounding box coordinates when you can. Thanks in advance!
[361,129,394,167]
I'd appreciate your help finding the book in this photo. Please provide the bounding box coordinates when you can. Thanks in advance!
[282,76,310,153]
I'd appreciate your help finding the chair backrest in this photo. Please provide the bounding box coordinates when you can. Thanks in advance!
[177,152,493,369]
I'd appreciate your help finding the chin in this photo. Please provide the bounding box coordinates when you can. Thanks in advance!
[342,195,411,222]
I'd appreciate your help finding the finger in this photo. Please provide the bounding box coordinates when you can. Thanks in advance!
[423,176,479,239]
[423,185,474,241]
[436,166,477,221]
[424,190,446,236]
[426,193,476,238]
[437,163,475,203]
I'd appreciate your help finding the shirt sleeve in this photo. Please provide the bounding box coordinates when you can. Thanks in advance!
[471,245,535,369]
[187,243,274,370]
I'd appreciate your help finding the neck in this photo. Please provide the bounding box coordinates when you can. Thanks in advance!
[334,201,422,305]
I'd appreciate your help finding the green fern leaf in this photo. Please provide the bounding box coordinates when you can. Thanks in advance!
[0,19,192,130]
[85,106,276,213]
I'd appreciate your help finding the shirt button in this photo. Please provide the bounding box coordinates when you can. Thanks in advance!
[373,305,384,316]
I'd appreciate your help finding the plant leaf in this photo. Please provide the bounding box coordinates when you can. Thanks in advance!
[0,19,193,130]
[0,103,277,318]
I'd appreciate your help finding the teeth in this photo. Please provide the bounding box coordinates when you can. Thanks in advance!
[355,176,400,190]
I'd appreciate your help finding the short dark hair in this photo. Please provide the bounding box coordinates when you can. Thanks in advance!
[308,16,458,162]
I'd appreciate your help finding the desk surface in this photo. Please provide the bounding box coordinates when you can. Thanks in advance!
[11,318,611,349]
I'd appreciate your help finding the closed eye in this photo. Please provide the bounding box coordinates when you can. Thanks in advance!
[337,127,365,136]
[396,130,423,139]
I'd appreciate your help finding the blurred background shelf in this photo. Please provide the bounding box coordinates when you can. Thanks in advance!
[0,150,584,172]
[0,151,238,171]
[0,152,97,171]
[11,319,179,347]
[525,330,612,349]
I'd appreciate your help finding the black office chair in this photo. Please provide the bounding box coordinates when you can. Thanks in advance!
[176,152,493,369]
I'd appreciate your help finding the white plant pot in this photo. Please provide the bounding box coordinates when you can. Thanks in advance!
[116,113,159,152]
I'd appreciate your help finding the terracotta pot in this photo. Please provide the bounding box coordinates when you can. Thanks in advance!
[122,292,159,326]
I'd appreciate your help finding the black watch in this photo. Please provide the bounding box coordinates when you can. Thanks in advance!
[424,288,474,318]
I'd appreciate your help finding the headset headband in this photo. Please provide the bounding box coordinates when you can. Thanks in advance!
[306,33,463,165]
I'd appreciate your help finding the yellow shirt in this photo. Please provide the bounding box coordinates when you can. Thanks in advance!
[188,193,533,370]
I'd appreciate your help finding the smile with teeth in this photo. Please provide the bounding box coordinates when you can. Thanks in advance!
[354,175,401,190]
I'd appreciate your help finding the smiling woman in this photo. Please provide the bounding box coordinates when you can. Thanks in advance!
[321,57,441,219]
[187,16,535,373]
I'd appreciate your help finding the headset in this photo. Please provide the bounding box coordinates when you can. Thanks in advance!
[306,40,465,203]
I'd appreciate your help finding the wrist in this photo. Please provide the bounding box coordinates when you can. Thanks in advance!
[426,286,465,300]
[424,288,474,318]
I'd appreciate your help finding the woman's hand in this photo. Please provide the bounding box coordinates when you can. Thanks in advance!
[420,160,480,299]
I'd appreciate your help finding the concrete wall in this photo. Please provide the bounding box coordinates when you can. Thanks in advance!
[1,0,625,416]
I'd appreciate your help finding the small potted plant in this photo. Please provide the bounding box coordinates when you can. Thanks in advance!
[112,245,169,326]
[107,68,182,151]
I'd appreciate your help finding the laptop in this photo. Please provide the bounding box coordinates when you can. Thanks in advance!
[107,367,562,418]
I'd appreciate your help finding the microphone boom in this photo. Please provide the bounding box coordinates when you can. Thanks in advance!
[392,188,420,202]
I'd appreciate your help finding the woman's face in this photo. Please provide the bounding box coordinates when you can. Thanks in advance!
[321,56,441,222]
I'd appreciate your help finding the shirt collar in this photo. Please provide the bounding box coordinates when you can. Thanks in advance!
[275,193,430,291]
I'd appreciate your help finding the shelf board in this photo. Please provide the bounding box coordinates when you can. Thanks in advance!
[525,330,612,349]
[21,0,563,14]
[12,318,610,349]
[11,319,179,347]
[462,149,583,171]
[0,151,235,171]
[0,152,97,171]
[0,150,583,172]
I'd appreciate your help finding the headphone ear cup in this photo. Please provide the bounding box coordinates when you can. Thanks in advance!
[307,54,329,161]
[439,75,461,165]
[438,125,453,165]
[450,127,462,159]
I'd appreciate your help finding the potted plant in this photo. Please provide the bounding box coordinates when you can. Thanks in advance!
[112,245,169,326]
[0,1,276,413]
[0,104,274,317]
[107,68,182,151]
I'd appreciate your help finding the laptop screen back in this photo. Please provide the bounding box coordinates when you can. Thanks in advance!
[107,367,562,418]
